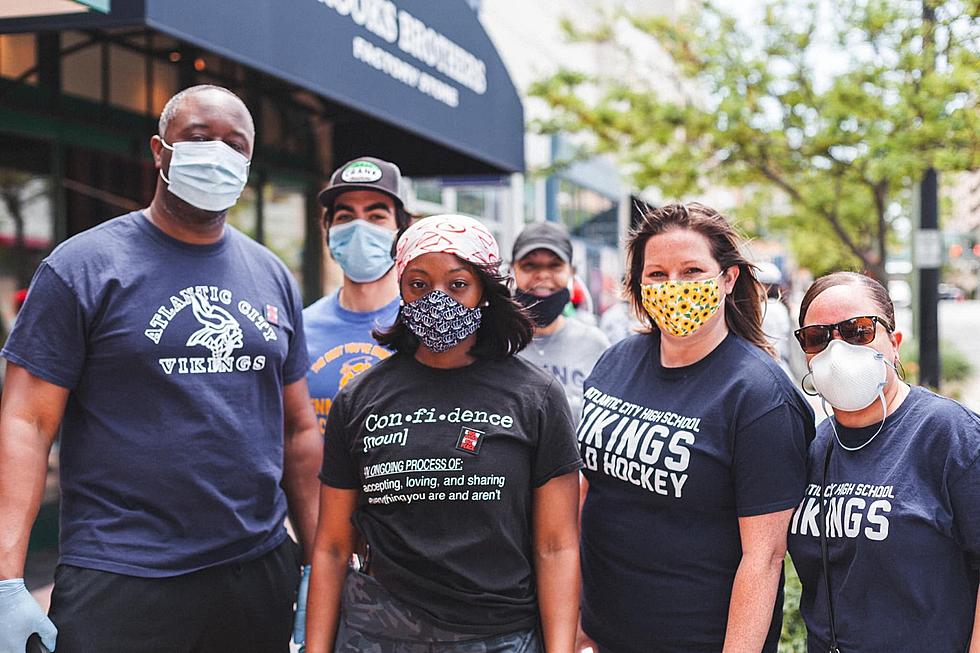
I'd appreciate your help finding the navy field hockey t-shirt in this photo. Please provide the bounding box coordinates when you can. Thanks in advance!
[579,332,813,653]
[2,211,308,576]
[788,386,980,652]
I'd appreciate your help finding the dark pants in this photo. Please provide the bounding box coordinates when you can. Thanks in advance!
[48,537,301,653]
[334,569,542,653]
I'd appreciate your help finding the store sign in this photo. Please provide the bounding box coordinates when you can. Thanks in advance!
[75,0,110,12]
[316,0,487,109]
[914,229,942,268]
[0,0,525,172]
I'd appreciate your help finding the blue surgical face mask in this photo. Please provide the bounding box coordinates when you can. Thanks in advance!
[328,220,396,283]
[160,139,250,212]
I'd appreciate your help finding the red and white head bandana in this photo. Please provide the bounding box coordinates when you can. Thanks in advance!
[395,214,500,278]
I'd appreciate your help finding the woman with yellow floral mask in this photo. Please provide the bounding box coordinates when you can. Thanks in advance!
[576,203,814,653]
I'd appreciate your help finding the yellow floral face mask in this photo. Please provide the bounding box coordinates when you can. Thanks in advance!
[641,273,724,337]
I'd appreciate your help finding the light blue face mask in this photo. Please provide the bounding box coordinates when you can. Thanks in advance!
[328,220,397,283]
[160,139,250,212]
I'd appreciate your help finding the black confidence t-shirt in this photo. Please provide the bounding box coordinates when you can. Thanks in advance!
[579,332,813,653]
[320,353,583,634]
[788,386,980,652]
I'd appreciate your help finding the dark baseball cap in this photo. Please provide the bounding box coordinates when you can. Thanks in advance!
[512,221,573,264]
[317,156,404,209]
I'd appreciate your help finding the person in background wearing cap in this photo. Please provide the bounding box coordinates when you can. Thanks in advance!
[0,85,320,652]
[305,156,411,433]
[755,261,794,376]
[304,214,583,653]
[294,156,411,650]
[512,222,609,423]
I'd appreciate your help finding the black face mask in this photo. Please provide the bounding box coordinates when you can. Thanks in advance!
[514,287,571,327]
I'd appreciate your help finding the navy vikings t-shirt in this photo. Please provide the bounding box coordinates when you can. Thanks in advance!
[2,211,308,576]
[788,386,980,652]
[320,353,583,634]
[580,332,813,653]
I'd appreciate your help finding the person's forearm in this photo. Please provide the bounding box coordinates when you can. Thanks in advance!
[0,421,53,579]
[283,424,323,563]
[535,544,580,653]
[722,552,784,653]
[305,546,351,653]
[969,588,980,653]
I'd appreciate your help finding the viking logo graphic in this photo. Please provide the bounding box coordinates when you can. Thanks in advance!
[339,355,374,390]
[186,293,244,357]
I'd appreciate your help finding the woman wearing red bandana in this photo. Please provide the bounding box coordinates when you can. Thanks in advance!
[577,203,813,653]
[305,215,583,653]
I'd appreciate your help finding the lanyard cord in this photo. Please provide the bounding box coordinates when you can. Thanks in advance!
[818,439,842,653]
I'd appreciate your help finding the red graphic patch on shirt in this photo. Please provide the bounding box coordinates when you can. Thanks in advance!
[456,426,485,455]
[265,304,279,325]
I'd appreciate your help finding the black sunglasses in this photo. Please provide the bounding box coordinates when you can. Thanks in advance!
[794,315,890,354]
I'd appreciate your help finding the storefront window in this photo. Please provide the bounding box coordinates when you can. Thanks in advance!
[150,59,179,118]
[412,179,442,205]
[262,181,306,287]
[557,179,616,246]
[0,33,37,84]
[61,31,102,104]
[0,168,55,339]
[227,183,259,240]
[150,36,180,117]
[456,188,488,217]
[109,40,148,114]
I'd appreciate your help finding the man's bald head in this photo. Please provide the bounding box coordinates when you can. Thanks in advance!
[158,85,255,140]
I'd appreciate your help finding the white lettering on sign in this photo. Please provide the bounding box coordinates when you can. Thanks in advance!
[352,37,459,108]
[316,0,488,106]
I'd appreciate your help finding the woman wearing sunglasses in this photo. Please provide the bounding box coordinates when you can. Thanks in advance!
[304,214,583,653]
[787,271,980,652]
[577,203,813,653]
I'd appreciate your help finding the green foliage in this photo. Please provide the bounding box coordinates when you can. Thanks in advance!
[780,556,807,652]
[901,338,973,385]
[530,0,980,281]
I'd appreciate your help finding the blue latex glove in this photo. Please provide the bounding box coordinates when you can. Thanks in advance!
[292,564,311,650]
[0,578,57,652]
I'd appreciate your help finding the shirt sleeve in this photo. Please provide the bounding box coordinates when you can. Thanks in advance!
[733,401,809,517]
[318,389,360,489]
[532,378,585,487]
[282,277,309,385]
[1,262,87,390]
[950,454,980,566]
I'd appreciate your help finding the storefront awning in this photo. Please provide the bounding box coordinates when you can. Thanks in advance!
[0,0,525,174]
[0,0,109,19]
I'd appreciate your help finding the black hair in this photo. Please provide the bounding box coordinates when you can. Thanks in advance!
[323,202,411,232]
[373,260,534,359]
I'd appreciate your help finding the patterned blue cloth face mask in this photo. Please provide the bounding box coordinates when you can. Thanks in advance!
[401,290,482,353]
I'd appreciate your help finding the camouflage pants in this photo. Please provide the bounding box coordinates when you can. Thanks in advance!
[334,570,543,653]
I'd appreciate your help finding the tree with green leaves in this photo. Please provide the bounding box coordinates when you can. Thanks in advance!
[531,0,979,281]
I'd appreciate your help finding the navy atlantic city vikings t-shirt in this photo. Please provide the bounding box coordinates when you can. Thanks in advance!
[579,332,813,653]
[2,211,308,576]
[788,386,980,653]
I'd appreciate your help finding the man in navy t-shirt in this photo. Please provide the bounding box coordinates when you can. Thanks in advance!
[0,85,321,653]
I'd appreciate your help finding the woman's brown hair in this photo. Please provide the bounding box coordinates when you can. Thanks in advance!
[625,202,774,356]
[798,271,896,330]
